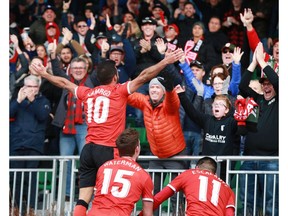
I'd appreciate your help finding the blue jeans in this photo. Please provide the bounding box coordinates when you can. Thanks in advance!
[239,160,279,216]
[184,130,202,156]
[184,130,202,168]
[59,123,87,197]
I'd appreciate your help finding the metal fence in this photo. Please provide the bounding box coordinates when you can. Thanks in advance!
[9,155,279,216]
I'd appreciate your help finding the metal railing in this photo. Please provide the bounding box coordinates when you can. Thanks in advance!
[9,155,279,216]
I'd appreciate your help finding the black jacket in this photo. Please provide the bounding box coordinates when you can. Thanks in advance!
[239,65,278,156]
[179,92,238,156]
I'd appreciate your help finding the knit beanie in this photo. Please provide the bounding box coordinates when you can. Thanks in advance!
[149,77,166,91]
[193,21,205,31]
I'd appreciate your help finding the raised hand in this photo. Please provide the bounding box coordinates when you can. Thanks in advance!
[89,12,96,30]
[61,27,73,45]
[139,39,151,53]
[179,51,186,64]
[222,75,230,95]
[101,40,110,55]
[192,78,204,96]
[175,84,185,94]
[240,8,253,29]
[30,62,48,77]
[17,86,28,103]
[10,34,19,48]
[155,38,167,55]
[164,48,184,64]
[106,14,112,28]
[47,39,57,59]
[231,47,244,64]
[255,42,266,67]
[63,0,71,12]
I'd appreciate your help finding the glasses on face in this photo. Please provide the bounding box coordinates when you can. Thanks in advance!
[71,67,86,70]
[212,102,227,108]
[77,25,87,28]
[222,50,233,54]
[213,82,224,86]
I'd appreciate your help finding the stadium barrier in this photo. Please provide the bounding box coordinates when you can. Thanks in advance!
[9,155,279,216]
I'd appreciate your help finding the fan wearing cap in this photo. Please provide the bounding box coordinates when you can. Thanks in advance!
[238,41,279,215]
[45,22,61,46]
[133,16,163,77]
[219,43,243,94]
[179,54,211,99]
[127,77,188,215]
[221,43,236,69]
[29,4,62,45]
[164,24,180,51]
[100,43,136,84]
[84,31,108,67]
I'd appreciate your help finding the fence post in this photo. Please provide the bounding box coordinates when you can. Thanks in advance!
[57,159,68,216]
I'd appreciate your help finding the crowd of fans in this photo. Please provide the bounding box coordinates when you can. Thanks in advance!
[9,0,279,215]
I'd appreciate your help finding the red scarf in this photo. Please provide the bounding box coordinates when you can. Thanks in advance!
[62,74,88,134]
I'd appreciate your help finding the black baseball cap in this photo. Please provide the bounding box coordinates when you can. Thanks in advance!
[42,5,56,15]
[141,17,157,26]
[189,60,204,70]
[110,45,124,53]
[96,32,107,40]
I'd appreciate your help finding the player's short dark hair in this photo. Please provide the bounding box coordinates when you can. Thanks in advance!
[96,60,117,85]
[196,157,217,174]
[116,128,140,157]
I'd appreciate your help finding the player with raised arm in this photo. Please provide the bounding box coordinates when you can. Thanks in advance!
[139,156,235,216]
[30,48,183,216]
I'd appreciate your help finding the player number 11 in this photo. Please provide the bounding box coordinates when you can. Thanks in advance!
[198,175,221,206]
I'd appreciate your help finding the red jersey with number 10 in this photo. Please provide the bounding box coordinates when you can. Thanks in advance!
[75,82,130,147]
[87,157,154,216]
[167,169,235,216]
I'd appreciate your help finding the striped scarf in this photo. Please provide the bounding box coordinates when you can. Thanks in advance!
[62,74,88,134]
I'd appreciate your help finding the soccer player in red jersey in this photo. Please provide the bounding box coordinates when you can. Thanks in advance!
[30,48,183,216]
[139,156,235,216]
[87,128,154,216]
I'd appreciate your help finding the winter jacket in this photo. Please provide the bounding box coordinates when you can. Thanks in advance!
[128,90,186,158]
[10,93,51,154]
